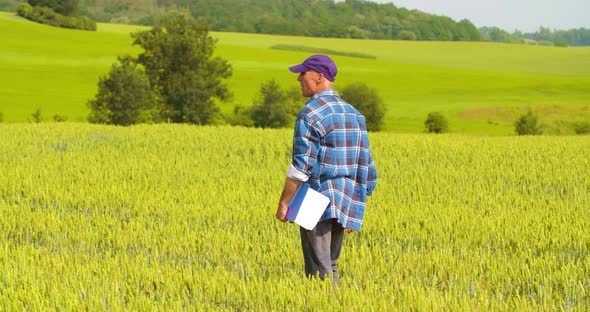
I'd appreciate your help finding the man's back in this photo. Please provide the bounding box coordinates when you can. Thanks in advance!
[292,89,377,232]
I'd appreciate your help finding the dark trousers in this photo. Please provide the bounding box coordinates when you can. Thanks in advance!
[299,219,344,284]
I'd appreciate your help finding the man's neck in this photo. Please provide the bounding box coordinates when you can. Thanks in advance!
[311,83,333,96]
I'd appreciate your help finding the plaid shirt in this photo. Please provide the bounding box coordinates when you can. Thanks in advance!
[290,89,377,231]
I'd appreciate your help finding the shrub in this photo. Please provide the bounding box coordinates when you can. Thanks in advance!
[32,108,42,123]
[53,114,68,122]
[17,3,33,18]
[399,30,417,41]
[73,16,97,31]
[88,56,161,125]
[17,5,96,31]
[424,112,449,133]
[227,105,254,127]
[340,82,385,131]
[514,111,543,135]
[28,0,79,16]
[134,15,157,26]
[573,121,590,135]
[247,79,301,128]
[554,39,568,47]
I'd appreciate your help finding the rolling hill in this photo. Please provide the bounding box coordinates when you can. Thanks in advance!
[1,11,589,134]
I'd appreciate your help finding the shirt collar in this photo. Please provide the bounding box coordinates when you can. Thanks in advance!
[311,89,338,100]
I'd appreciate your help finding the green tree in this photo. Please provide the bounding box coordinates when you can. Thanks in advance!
[514,111,543,135]
[248,79,301,128]
[17,3,33,17]
[480,26,516,43]
[88,56,161,125]
[554,39,568,47]
[456,19,481,41]
[132,14,232,124]
[340,82,385,131]
[424,112,449,133]
[399,30,416,40]
[27,0,79,16]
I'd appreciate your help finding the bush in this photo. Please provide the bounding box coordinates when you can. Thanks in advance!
[227,105,254,127]
[573,121,590,135]
[247,79,301,128]
[74,16,97,31]
[32,108,42,123]
[17,5,96,31]
[28,0,79,16]
[88,56,162,125]
[17,3,33,18]
[554,39,568,47]
[340,82,385,131]
[399,30,417,41]
[53,114,68,122]
[134,15,157,26]
[514,111,543,135]
[424,112,449,133]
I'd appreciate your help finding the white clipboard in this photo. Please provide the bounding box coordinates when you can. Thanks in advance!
[286,184,330,230]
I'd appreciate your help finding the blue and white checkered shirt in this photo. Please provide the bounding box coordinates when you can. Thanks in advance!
[288,89,377,231]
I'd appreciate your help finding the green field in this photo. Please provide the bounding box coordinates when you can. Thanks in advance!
[1,123,589,309]
[2,9,590,310]
[1,11,590,134]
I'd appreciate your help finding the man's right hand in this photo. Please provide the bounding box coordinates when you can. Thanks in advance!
[276,177,302,223]
[275,203,288,222]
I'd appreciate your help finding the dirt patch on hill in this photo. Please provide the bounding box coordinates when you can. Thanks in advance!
[458,104,590,134]
[458,107,527,125]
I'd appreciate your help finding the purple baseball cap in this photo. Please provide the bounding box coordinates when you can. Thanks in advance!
[289,55,338,82]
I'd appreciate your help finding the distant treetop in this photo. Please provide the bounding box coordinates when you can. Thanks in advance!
[5,0,589,45]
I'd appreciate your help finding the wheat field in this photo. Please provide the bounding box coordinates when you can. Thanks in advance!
[1,123,588,310]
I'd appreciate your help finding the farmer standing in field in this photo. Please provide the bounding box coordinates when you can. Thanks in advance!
[275,55,378,284]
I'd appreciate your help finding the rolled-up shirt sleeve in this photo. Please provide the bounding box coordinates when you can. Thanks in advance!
[286,164,309,182]
[291,117,320,180]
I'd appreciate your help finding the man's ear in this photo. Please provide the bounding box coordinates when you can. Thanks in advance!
[316,73,324,83]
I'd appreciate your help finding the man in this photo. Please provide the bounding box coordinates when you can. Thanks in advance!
[275,55,378,284]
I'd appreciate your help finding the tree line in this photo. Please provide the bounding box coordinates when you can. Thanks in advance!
[480,26,590,47]
[80,0,590,46]
[2,0,588,45]
[82,0,482,41]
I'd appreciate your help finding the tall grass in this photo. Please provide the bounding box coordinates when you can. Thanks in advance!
[0,123,588,309]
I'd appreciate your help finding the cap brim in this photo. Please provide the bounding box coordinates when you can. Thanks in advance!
[289,64,308,73]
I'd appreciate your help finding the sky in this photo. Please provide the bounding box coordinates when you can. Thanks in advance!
[371,0,589,33]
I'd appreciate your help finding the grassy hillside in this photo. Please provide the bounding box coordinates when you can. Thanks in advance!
[1,12,589,134]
